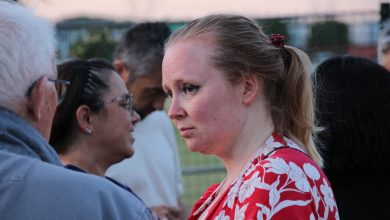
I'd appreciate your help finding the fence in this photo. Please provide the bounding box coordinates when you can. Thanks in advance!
[55,10,380,208]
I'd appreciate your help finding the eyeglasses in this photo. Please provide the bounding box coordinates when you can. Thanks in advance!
[26,77,71,104]
[93,93,134,114]
[50,79,71,103]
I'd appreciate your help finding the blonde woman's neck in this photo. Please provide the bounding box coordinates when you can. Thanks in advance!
[220,99,274,183]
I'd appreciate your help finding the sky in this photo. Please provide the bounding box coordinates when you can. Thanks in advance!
[20,0,382,23]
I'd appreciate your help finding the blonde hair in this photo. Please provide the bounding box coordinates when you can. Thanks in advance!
[166,14,323,166]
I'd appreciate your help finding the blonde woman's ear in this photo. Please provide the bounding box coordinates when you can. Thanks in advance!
[241,74,259,105]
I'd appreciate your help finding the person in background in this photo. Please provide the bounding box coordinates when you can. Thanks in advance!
[313,55,390,219]
[162,14,339,219]
[106,22,185,220]
[377,20,390,71]
[50,59,137,185]
[0,2,153,219]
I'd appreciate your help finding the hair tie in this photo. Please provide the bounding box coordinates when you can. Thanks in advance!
[270,34,285,48]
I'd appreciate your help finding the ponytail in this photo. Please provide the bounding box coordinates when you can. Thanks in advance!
[278,46,323,167]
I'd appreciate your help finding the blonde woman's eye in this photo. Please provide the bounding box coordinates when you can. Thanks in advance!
[183,84,199,94]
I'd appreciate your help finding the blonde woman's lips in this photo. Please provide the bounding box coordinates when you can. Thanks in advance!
[179,127,194,138]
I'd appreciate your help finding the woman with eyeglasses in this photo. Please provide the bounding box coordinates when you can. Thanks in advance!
[49,59,154,217]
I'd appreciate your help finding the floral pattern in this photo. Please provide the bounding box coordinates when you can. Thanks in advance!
[189,133,339,220]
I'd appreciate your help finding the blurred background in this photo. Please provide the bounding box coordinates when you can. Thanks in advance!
[16,0,385,207]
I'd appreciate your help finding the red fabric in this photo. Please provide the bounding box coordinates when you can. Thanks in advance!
[189,133,339,220]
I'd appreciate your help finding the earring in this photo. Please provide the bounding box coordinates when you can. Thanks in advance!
[85,128,92,135]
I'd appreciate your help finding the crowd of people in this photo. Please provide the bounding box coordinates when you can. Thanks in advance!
[0,1,389,220]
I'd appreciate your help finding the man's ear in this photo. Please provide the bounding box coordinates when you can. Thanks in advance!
[26,77,57,140]
[241,74,260,105]
[75,105,93,134]
[26,77,46,123]
[113,60,129,83]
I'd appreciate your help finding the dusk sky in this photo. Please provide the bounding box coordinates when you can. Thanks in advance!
[21,0,381,23]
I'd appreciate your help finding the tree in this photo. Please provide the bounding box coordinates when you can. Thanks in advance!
[257,18,289,40]
[308,20,348,51]
[69,27,115,60]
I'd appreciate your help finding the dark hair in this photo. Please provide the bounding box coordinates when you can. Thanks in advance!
[166,14,322,165]
[313,55,390,182]
[49,58,116,153]
[113,22,171,84]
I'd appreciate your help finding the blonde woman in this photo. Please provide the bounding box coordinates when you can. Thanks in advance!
[162,14,338,219]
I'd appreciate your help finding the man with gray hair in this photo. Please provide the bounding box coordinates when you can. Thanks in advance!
[0,2,153,219]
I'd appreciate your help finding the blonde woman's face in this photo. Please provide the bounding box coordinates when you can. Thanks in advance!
[162,37,245,155]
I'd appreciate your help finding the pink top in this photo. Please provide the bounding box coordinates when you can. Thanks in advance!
[189,133,339,220]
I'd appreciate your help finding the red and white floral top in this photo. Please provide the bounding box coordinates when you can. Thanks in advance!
[189,133,339,220]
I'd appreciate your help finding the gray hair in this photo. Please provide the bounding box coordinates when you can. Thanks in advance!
[113,22,170,84]
[0,1,56,110]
